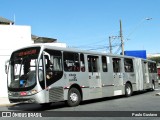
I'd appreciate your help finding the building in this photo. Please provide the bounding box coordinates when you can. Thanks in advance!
[31,34,57,43]
[0,17,32,97]
[0,16,67,97]
[0,16,14,25]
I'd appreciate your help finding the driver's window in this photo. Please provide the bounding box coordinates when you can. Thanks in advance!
[38,56,45,89]
[43,49,63,87]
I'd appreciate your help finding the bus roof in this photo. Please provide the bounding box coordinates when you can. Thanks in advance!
[11,43,156,63]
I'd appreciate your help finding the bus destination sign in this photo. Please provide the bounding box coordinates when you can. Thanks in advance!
[18,49,37,56]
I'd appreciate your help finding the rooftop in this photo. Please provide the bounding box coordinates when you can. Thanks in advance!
[0,16,14,25]
[31,35,57,43]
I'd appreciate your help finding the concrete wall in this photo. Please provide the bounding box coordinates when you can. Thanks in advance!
[0,25,32,97]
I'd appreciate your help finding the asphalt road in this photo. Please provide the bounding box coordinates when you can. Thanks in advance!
[0,88,160,120]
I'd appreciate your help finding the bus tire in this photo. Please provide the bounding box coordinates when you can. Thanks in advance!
[66,88,81,107]
[40,102,52,108]
[125,83,132,97]
[151,82,155,91]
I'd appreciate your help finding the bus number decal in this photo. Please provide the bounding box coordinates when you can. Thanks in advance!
[69,74,77,81]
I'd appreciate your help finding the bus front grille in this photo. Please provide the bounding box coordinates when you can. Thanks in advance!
[49,87,64,102]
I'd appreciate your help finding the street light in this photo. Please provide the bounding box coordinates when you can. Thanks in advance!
[108,17,152,55]
[122,17,152,55]
[126,17,152,39]
[145,18,152,20]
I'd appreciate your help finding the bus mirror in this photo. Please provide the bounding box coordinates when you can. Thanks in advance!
[5,60,9,74]
[38,70,44,82]
[5,65,7,74]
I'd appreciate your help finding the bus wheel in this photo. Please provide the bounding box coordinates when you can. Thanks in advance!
[125,83,132,97]
[66,88,81,107]
[40,102,52,108]
[151,82,155,91]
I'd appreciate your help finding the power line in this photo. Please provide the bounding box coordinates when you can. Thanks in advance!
[77,39,107,48]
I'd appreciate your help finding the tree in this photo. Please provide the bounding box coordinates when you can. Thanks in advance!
[148,57,160,64]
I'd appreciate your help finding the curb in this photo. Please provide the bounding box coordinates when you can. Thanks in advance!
[0,103,15,107]
[0,97,16,107]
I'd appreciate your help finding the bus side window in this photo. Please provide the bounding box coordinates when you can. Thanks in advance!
[38,56,45,89]
[63,52,80,72]
[87,55,98,72]
[102,56,108,72]
[52,56,62,71]
[148,62,157,73]
[80,53,85,72]
[43,49,63,87]
[112,58,121,73]
[153,63,157,73]
[148,62,151,73]
[124,58,134,72]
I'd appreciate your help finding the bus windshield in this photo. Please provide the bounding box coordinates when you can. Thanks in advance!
[8,47,40,89]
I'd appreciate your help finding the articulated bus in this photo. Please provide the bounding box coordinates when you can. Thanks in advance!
[6,44,158,107]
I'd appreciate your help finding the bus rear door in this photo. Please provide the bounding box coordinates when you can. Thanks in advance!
[112,58,124,95]
[142,60,150,89]
[88,55,101,88]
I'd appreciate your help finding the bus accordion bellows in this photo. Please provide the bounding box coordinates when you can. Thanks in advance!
[6,44,159,107]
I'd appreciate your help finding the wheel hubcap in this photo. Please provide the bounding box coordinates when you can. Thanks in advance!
[152,84,155,90]
[70,93,78,102]
[127,87,131,95]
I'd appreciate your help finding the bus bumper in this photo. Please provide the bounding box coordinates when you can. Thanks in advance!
[8,90,47,104]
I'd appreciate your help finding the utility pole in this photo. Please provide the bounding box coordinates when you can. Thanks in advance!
[120,19,124,55]
[109,36,112,54]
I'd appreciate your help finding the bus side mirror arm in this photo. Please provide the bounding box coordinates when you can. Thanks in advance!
[5,60,9,74]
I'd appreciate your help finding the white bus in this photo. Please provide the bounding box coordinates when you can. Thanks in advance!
[6,44,158,107]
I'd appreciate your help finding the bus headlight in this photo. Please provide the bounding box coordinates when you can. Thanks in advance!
[31,90,38,95]
[20,90,38,96]
[8,91,12,96]
[8,90,38,97]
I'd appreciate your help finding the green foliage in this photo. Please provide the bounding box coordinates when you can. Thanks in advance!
[148,57,160,63]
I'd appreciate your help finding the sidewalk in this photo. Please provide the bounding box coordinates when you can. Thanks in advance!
[0,97,13,106]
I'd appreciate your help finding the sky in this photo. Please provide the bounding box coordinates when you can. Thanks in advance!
[0,0,160,54]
